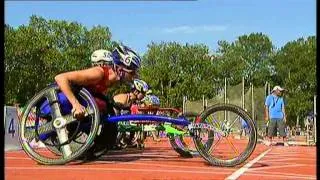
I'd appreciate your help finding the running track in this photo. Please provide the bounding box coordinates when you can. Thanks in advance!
[5,139,316,180]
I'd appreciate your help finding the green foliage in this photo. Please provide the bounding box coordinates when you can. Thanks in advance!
[4,16,316,127]
[214,33,275,86]
[5,15,116,105]
[140,42,217,107]
[272,36,316,126]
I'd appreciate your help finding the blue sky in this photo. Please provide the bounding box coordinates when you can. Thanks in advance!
[5,0,316,54]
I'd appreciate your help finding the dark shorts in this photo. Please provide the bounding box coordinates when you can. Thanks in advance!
[268,118,286,137]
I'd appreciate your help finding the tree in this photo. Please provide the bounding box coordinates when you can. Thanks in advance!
[272,36,316,127]
[140,42,217,107]
[214,33,275,86]
[5,15,116,105]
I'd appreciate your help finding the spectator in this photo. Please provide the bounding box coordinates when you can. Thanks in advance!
[292,126,296,137]
[297,125,301,136]
[264,86,288,146]
[240,109,249,139]
[286,126,291,138]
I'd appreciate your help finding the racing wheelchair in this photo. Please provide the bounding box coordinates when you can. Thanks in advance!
[19,84,257,167]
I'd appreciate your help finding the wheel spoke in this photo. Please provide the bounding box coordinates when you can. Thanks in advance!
[63,114,78,124]
[24,122,55,141]
[46,90,63,118]
[207,114,221,129]
[223,136,240,157]
[55,126,73,157]
[228,115,240,129]
[46,89,73,157]
[210,135,222,151]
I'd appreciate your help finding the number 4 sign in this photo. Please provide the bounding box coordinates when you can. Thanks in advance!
[8,118,16,138]
[4,106,21,151]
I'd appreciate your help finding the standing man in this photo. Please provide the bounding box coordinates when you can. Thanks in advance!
[240,109,249,139]
[264,86,288,146]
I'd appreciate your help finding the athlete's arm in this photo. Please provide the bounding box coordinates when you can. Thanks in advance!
[55,67,105,117]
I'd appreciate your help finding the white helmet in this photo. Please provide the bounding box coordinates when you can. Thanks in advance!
[131,79,149,94]
[112,45,141,71]
[141,95,160,106]
[91,49,113,66]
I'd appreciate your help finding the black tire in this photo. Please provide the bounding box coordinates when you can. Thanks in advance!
[169,112,214,158]
[193,104,257,167]
[19,84,101,165]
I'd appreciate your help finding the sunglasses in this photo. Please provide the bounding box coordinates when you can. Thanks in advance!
[122,68,139,77]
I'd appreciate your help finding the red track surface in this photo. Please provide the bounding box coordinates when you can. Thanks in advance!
[5,138,316,180]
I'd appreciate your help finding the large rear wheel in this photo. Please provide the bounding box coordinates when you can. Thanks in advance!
[193,104,257,167]
[19,84,101,165]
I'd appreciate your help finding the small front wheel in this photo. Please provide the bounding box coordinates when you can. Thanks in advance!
[169,112,214,158]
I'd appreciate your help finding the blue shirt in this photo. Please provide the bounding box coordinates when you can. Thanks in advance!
[265,94,285,119]
[241,118,248,128]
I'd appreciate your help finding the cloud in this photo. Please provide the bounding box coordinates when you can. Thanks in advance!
[162,25,227,34]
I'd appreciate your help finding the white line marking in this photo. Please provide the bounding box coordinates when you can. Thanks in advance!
[5,166,231,175]
[247,164,302,171]
[225,148,272,180]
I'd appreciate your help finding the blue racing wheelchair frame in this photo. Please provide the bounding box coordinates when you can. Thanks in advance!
[18,84,257,167]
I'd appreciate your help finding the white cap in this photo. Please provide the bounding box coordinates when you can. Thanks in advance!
[272,85,285,92]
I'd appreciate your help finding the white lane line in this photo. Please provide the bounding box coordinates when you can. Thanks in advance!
[5,166,231,175]
[246,164,302,171]
[225,148,272,180]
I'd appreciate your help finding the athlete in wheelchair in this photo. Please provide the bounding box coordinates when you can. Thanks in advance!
[85,78,152,159]
[120,92,163,149]
[19,45,258,166]
[113,79,153,149]
[19,45,144,163]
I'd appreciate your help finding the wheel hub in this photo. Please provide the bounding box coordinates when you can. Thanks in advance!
[53,117,67,129]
